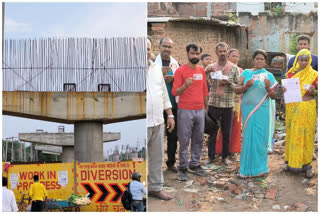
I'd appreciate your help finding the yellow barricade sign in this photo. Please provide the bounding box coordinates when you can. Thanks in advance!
[5,161,146,212]
[76,161,146,212]
[7,163,74,202]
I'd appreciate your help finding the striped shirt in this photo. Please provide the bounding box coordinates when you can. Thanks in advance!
[208,63,240,108]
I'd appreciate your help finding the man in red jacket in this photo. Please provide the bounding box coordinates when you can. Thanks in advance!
[172,43,209,181]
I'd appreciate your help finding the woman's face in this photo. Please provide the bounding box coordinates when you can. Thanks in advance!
[253,54,266,69]
[228,51,240,65]
[297,57,309,70]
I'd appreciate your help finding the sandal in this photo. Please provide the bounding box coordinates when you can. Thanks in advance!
[306,168,313,178]
[236,172,247,179]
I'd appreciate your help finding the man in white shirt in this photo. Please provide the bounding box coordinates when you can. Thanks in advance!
[154,37,180,173]
[147,36,175,200]
[2,177,19,212]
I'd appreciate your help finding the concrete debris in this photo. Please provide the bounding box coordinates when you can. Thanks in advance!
[302,178,309,184]
[248,182,254,188]
[294,202,308,212]
[196,177,209,186]
[184,180,194,188]
[272,204,281,210]
[215,181,226,188]
[305,188,316,196]
[183,188,199,193]
[283,205,291,211]
[216,197,225,202]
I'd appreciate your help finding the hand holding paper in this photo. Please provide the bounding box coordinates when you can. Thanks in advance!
[281,78,302,103]
[210,71,228,80]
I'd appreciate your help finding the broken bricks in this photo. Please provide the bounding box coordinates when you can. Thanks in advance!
[293,202,308,212]
[196,177,209,186]
[265,188,277,200]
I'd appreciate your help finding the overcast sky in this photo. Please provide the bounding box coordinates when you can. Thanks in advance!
[2,2,147,158]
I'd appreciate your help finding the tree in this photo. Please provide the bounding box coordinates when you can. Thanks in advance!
[289,33,301,55]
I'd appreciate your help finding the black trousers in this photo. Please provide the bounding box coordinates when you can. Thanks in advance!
[163,108,178,167]
[208,106,234,159]
[31,200,44,212]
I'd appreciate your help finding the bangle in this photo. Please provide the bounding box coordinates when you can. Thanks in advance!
[168,115,174,119]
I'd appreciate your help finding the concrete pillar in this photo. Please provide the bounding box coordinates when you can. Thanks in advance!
[74,122,103,162]
[129,152,138,159]
[113,155,120,162]
[60,146,74,163]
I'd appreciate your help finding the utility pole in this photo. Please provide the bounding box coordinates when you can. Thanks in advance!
[35,144,38,161]
[24,143,27,162]
[2,2,4,58]
[20,142,22,161]
[30,143,33,161]
[10,137,14,162]
[207,2,212,18]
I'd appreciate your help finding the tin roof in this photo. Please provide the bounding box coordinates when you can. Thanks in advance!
[147,16,246,28]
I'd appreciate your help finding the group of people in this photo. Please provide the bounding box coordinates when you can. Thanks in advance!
[147,34,318,200]
[2,175,48,212]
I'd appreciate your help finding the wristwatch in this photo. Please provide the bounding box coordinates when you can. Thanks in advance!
[168,114,174,119]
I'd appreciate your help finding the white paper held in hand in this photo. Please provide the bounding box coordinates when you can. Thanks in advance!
[281,78,302,103]
[210,70,223,79]
[222,75,229,80]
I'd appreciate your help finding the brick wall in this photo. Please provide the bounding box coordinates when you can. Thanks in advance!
[238,12,318,55]
[148,21,239,65]
[148,2,232,18]
[174,3,207,17]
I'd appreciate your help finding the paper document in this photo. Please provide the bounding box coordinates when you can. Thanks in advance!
[281,78,302,103]
[253,73,267,82]
[10,173,19,189]
[58,171,68,187]
[210,71,228,80]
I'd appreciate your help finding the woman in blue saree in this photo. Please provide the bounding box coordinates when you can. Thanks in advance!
[235,50,278,178]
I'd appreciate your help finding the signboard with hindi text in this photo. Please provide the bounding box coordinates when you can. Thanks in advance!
[76,161,146,212]
[5,161,146,212]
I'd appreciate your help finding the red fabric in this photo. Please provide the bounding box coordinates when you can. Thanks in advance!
[4,162,10,171]
[287,72,318,96]
[172,64,208,110]
[216,66,243,154]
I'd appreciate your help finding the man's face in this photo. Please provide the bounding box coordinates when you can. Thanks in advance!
[216,46,228,61]
[187,48,201,64]
[159,39,173,58]
[147,40,152,61]
[298,39,310,51]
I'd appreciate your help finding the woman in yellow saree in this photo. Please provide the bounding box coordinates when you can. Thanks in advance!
[283,49,318,177]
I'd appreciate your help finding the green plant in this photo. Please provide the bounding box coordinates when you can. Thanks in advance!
[289,33,301,55]
[272,4,284,16]
[228,13,237,23]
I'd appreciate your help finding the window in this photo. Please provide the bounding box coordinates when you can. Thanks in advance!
[98,84,111,92]
[63,83,76,92]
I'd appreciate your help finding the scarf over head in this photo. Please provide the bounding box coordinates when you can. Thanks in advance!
[286,49,318,97]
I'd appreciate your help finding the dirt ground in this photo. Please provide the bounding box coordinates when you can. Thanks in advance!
[147,136,318,212]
